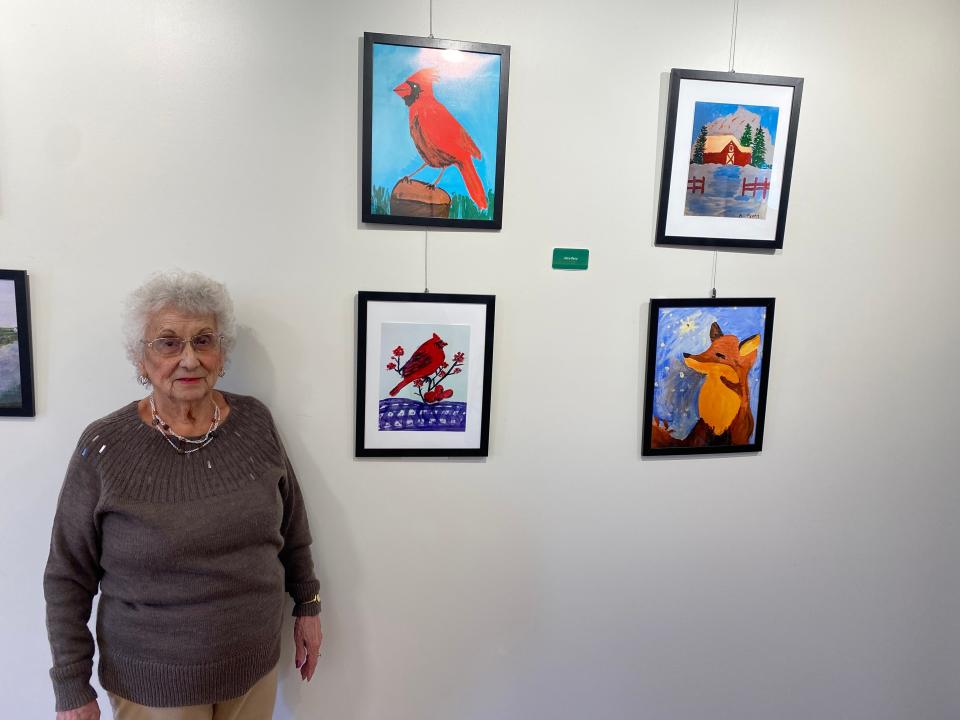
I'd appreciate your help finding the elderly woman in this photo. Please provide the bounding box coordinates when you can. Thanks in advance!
[44,271,322,720]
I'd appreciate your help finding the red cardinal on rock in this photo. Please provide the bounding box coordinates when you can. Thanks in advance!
[389,333,447,397]
[393,68,488,211]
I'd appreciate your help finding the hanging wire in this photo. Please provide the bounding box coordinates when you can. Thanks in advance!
[709,0,741,300]
[424,0,433,294]
[424,231,430,293]
[711,251,718,298]
[727,0,740,73]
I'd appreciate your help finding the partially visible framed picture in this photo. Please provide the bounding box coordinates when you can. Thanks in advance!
[655,69,803,249]
[0,269,36,417]
[362,32,510,229]
[642,298,775,456]
[356,291,495,457]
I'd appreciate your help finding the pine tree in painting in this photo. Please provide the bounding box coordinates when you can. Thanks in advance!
[692,125,708,164]
[751,123,767,168]
[739,123,753,148]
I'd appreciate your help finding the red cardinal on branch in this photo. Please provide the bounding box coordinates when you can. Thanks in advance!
[389,333,448,397]
[393,68,488,211]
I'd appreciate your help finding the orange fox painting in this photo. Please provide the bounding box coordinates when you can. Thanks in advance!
[642,299,775,456]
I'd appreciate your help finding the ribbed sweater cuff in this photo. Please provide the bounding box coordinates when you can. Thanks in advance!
[50,662,98,712]
[288,580,321,615]
[287,580,320,604]
[292,601,321,617]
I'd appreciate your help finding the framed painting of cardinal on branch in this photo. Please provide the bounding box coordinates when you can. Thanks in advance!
[356,291,496,457]
[655,69,803,249]
[642,298,775,456]
[362,32,510,229]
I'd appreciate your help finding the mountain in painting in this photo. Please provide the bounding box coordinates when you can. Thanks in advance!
[704,107,775,158]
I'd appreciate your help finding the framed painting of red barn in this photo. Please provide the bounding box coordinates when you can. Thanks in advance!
[655,69,803,249]
[362,33,510,230]
[642,297,775,456]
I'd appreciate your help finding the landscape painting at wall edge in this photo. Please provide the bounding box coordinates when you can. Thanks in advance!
[362,33,510,229]
[0,279,24,409]
[685,101,780,220]
[643,299,775,456]
[378,322,470,432]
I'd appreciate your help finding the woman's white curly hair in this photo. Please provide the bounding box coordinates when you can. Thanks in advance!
[123,270,237,370]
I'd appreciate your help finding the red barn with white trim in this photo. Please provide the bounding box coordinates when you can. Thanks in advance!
[701,135,752,166]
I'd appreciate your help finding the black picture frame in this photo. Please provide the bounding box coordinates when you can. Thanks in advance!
[361,32,510,230]
[0,269,36,417]
[356,291,495,457]
[642,297,775,456]
[655,69,803,250]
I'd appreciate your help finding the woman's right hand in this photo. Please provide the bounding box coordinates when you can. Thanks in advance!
[56,700,100,720]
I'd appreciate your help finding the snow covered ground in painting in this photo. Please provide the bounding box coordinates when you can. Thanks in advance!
[684,164,772,219]
[0,341,22,407]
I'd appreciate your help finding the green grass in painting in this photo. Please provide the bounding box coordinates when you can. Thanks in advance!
[0,328,17,347]
[449,189,495,221]
[371,186,391,215]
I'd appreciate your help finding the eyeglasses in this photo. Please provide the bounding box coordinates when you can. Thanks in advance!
[142,333,223,357]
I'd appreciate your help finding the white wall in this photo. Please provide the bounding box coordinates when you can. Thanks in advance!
[2,0,958,717]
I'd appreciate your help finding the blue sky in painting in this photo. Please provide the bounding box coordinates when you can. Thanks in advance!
[653,305,767,441]
[690,102,780,145]
[371,43,501,198]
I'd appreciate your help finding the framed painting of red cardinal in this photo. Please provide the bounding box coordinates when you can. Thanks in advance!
[356,291,496,457]
[642,298,775,456]
[362,32,510,230]
[656,69,803,249]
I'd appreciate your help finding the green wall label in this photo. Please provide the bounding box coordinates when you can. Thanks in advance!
[552,248,589,270]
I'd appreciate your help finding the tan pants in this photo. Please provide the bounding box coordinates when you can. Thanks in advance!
[108,666,278,720]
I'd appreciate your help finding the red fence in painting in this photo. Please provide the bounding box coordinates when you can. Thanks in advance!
[687,176,705,194]
[741,177,771,198]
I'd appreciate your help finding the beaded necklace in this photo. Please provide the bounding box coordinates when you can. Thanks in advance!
[148,394,221,454]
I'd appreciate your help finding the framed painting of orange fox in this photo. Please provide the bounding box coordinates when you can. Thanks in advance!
[362,32,510,230]
[655,69,803,249]
[642,298,775,456]
[356,291,496,457]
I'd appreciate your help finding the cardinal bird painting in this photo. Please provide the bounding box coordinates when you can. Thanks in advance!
[388,332,448,397]
[642,299,775,456]
[363,33,510,229]
[393,68,488,212]
[378,322,471,433]
[356,291,496,456]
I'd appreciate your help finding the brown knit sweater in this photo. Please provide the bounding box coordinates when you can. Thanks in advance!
[43,392,321,712]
